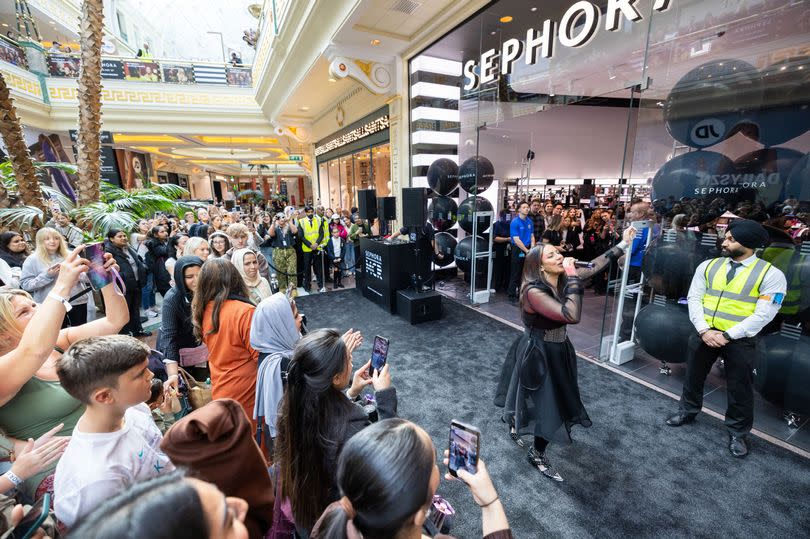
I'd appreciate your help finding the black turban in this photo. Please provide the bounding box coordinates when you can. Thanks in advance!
[728,219,769,249]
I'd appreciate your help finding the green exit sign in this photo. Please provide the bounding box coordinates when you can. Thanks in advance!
[289,154,303,162]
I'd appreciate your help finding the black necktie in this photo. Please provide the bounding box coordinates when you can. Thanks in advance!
[726,261,742,283]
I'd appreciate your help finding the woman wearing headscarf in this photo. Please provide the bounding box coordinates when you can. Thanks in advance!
[250,293,304,447]
[231,248,272,305]
[157,256,208,390]
[0,231,28,287]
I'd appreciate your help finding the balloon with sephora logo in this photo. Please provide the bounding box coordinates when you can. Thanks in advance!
[458,155,494,194]
[427,158,459,196]
[457,196,493,234]
[651,151,736,222]
[454,235,488,275]
[433,232,457,267]
[428,196,458,232]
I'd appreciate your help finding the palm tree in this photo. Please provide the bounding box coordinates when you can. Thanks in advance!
[75,0,105,205]
[0,73,45,216]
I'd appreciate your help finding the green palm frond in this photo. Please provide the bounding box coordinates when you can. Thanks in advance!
[0,206,44,229]
[100,181,130,202]
[33,161,78,175]
[40,185,76,213]
[149,183,190,199]
[73,203,137,236]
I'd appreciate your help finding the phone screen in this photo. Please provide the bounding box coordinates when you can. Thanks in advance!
[83,242,112,290]
[368,335,389,377]
[448,421,480,477]
[10,492,50,539]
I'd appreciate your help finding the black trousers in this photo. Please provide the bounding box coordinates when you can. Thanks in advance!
[507,252,525,299]
[303,250,324,290]
[331,260,342,287]
[492,248,510,292]
[679,332,757,436]
[121,286,144,334]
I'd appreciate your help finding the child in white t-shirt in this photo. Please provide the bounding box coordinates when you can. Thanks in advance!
[54,335,175,527]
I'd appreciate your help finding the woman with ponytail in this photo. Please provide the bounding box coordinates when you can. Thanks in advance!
[275,328,397,535]
[311,419,512,539]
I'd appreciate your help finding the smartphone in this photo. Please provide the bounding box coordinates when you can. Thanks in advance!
[83,242,112,290]
[368,335,389,377]
[448,420,480,477]
[10,492,50,539]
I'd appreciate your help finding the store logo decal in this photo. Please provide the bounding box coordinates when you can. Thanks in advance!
[463,0,673,91]
[692,172,781,195]
[690,119,725,145]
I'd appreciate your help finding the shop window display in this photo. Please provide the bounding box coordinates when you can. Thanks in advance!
[316,143,390,209]
[409,0,810,450]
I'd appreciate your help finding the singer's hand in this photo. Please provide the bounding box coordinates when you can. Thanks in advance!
[622,226,637,244]
[562,257,577,276]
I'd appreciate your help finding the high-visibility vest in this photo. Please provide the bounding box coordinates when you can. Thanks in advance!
[702,257,772,331]
[761,246,803,315]
[300,216,323,252]
[319,216,329,247]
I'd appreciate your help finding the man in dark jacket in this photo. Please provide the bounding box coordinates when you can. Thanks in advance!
[145,225,172,296]
[105,229,149,336]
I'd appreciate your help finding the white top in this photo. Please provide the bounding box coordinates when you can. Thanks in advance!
[687,254,787,340]
[54,404,175,527]
[331,237,342,256]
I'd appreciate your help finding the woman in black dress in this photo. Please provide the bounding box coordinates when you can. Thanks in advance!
[495,226,636,482]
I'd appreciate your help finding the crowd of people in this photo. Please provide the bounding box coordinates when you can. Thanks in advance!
[0,202,512,539]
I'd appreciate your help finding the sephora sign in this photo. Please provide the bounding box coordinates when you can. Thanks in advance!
[463,0,673,91]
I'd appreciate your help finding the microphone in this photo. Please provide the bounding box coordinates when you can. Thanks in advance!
[574,260,594,269]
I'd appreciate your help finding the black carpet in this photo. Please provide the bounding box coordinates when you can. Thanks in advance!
[296,290,810,538]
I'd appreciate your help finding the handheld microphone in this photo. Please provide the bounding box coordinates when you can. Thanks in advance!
[574,260,594,269]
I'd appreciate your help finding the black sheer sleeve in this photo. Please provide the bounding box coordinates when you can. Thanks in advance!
[524,277,585,324]
[576,243,626,280]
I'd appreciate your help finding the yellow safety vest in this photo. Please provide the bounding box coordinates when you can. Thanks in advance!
[300,216,323,253]
[702,257,772,331]
[761,246,803,315]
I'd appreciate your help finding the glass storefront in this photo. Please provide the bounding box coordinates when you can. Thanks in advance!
[409,0,810,450]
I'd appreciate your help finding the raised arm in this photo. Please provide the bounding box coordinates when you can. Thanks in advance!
[524,279,584,325]
[576,227,636,280]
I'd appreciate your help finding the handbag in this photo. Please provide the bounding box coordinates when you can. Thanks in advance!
[179,344,210,368]
[178,367,212,410]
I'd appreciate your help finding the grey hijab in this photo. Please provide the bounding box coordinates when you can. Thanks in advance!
[250,292,299,355]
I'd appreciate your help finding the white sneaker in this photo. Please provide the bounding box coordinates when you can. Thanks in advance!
[147,310,159,318]
[319,287,326,293]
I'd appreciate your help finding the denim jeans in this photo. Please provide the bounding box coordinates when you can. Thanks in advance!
[141,272,156,310]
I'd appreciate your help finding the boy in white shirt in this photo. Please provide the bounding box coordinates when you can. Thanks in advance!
[54,335,175,527]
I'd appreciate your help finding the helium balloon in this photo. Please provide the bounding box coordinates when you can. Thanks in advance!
[746,57,810,147]
[664,59,762,149]
[454,236,489,275]
[427,158,459,196]
[755,334,810,415]
[433,232,457,268]
[633,303,692,365]
[641,242,706,300]
[651,151,736,222]
[733,147,803,207]
[429,196,458,232]
[458,156,495,194]
[784,152,810,202]
[457,196,493,234]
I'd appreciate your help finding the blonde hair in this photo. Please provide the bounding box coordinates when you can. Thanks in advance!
[226,223,249,239]
[34,227,68,264]
[184,237,209,257]
[0,288,32,339]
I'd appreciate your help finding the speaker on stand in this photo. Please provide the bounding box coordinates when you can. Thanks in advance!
[377,196,396,236]
[357,189,378,221]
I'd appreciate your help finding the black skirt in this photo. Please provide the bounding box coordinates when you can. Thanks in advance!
[494,330,591,442]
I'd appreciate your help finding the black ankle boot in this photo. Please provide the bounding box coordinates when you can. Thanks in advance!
[527,447,563,482]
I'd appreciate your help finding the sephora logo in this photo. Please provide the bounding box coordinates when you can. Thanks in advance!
[463,0,673,91]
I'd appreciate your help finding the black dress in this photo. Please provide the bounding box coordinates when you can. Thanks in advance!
[494,244,624,442]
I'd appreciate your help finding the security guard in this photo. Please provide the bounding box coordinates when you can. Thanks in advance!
[297,206,325,293]
[666,219,786,458]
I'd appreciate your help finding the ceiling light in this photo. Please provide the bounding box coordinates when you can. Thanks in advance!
[531,7,538,12]
[500,16,513,23]
[328,78,336,83]
[49,21,56,25]
[370,39,381,46]
[299,106,310,111]
[490,31,496,35]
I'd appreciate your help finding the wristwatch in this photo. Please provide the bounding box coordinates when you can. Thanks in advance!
[722,331,733,341]
[48,291,72,312]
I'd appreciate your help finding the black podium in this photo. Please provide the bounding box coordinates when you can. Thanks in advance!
[359,238,413,313]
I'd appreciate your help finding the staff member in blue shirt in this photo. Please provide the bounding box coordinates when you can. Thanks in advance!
[508,201,535,303]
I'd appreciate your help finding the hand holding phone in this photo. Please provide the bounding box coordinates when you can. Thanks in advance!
[83,243,113,290]
[447,420,480,478]
[9,492,50,539]
[368,335,389,377]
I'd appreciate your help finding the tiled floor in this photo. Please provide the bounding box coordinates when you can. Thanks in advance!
[432,275,810,454]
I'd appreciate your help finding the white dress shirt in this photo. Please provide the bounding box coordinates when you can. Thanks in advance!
[687,254,787,340]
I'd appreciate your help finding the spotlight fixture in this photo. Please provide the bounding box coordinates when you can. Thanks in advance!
[370,39,381,46]
[328,77,337,83]
[499,16,513,23]
[531,7,538,11]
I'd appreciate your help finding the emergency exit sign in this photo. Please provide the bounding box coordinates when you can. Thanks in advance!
[289,154,303,162]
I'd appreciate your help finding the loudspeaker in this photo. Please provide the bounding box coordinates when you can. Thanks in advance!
[402,187,427,227]
[357,189,377,220]
[378,197,396,221]
[396,289,442,324]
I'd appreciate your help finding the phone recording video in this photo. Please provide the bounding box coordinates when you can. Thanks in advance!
[10,492,50,539]
[448,420,480,477]
[83,242,112,290]
[368,335,389,377]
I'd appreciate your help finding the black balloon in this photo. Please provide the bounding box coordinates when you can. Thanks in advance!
[733,147,804,206]
[429,196,458,232]
[454,235,488,275]
[458,155,495,194]
[457,196,493,234]
[633,303,693,365]
[664,59,762,149]
[746,57,810,147]
[642,241,708,300]
[427,158,459,196]
[433,232,457,267]
[755,334,810,415]
[651,151,736,222]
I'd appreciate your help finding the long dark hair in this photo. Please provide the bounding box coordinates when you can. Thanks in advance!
[0,231,28,263]
[191,258,250,340]
[312,419,435,539]
[68,471,209,538]
[519,244,566,308]
[275,329,355,529]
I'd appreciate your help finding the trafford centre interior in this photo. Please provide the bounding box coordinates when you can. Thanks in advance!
[0,1,808,537]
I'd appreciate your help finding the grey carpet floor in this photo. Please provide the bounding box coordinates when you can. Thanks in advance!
[296,290,810,539]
